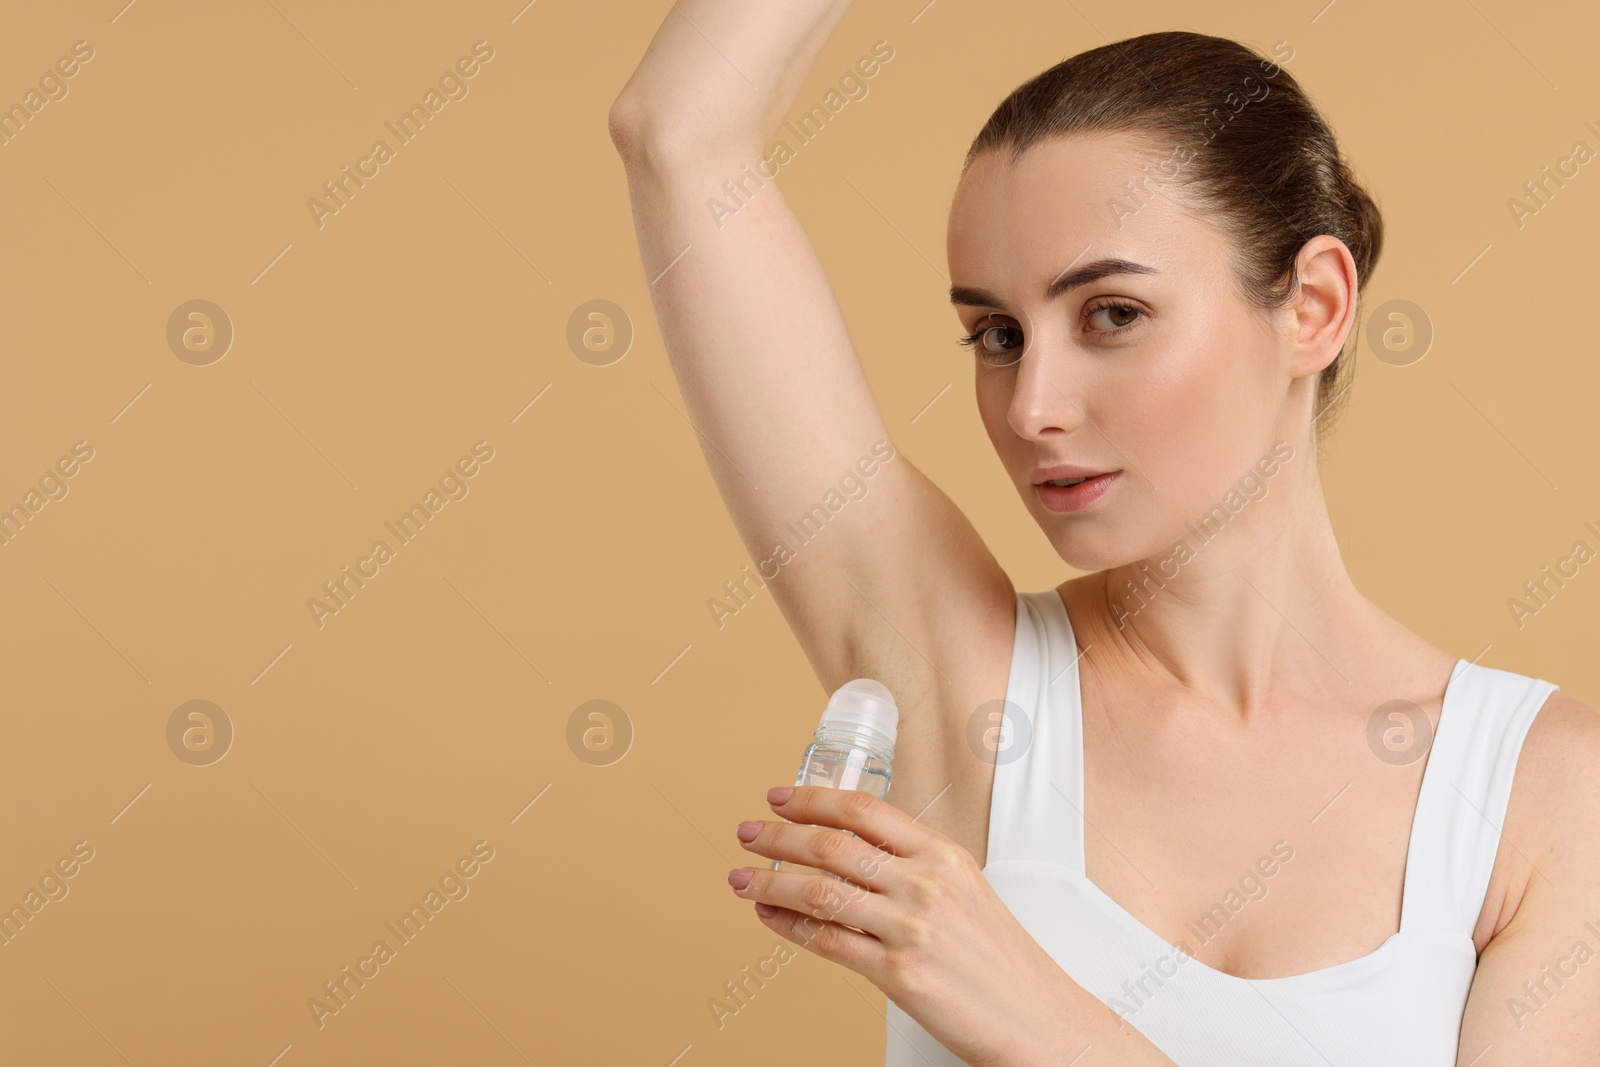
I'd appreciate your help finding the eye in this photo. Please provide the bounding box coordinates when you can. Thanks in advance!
[1084,298,1145,335]
[958,315,1026,367]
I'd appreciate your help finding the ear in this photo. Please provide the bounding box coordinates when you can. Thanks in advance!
[1288,235,1358,381]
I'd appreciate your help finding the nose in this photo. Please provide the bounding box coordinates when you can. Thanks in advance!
[1007,335,1084,442]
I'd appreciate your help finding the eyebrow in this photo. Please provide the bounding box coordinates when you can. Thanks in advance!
[948,257,1159,308]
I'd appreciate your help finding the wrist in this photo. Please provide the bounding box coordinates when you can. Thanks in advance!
[987,966,1095,1066]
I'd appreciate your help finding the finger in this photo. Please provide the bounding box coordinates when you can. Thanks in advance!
[767,785,932,861]
[729,864,893,938]
[737,817,897,891]
[747,899,888,982]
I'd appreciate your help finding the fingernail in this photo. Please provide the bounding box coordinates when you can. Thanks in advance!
[754,902,779,918]
[736,820,761,842]
[767,786,793,804]
[727,868,753,890]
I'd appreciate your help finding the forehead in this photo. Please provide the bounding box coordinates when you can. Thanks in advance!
[947,130,1222,291]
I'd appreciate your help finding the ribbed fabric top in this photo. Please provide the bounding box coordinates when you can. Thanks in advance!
[885,587,1558,1066]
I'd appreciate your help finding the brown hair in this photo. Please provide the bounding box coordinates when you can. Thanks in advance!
[963,30,1383,437]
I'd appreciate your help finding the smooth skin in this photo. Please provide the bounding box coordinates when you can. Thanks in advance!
[609,3,1600,1064]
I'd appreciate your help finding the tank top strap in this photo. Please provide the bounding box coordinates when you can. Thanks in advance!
[983,589,1086,872]
[1398,659,1559,937]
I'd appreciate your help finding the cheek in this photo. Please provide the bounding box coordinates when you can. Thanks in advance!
[1140,333,1278,489]
[975,372,1020,461]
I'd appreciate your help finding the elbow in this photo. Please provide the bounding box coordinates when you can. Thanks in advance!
[606,92,649,158]
[606,93,683,170]
[607,92,735,174]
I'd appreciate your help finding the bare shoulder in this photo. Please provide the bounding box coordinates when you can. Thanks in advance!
[1492,686,1600,935]
[1459,686,1600,1062]
[1507,687,1600,847]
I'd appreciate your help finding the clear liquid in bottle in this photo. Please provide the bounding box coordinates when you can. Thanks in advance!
[772,679,897,884]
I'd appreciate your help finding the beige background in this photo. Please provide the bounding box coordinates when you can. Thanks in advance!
[0,0,1596,1063]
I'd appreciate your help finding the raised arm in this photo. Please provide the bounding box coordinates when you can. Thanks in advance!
[607,3,1014,720]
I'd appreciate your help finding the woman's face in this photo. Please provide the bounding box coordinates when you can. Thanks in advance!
[947,130,1308,573]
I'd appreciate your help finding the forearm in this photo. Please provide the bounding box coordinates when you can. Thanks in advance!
[608,0,856,157]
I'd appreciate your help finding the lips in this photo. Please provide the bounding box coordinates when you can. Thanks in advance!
[1029,463,1113,486]
[1033,469,1122,513]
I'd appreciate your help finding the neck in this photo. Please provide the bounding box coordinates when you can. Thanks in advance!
[1076,441,1373,720]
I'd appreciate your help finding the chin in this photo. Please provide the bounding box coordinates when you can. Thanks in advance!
[1043,530,1140,575]
[1038,510,1176,575]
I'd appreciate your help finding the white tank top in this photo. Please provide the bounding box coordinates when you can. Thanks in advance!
[885,587,1558,1066]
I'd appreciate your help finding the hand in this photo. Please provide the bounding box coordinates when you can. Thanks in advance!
[727,785,1081,1067]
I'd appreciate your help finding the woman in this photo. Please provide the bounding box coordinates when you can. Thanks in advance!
[608,6,1600,1065]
